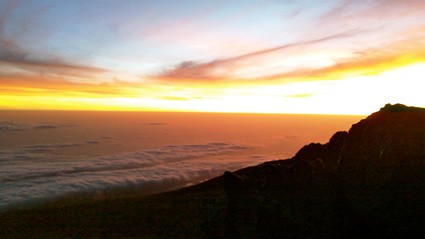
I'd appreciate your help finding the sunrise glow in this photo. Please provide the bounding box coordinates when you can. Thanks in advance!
[1,0,425,115]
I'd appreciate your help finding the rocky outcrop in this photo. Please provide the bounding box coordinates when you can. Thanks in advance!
[224,104,424,238]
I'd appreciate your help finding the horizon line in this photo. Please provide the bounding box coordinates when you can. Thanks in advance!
[0,108,368,116]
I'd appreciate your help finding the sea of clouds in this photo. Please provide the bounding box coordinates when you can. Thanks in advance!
[0,139,259,210]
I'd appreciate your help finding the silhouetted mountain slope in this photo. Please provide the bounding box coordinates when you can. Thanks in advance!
[1,104,424,239]
[224,103,424,238]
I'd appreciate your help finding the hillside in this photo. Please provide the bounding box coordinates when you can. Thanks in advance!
[223,103,424,238]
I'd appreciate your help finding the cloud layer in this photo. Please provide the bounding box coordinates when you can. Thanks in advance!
[0,142,256,210]
[2,0,425,84]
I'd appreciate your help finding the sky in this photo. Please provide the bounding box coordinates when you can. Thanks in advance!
[0,0,425,115]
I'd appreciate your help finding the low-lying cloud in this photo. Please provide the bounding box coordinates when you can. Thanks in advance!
[0,120,73,133]
[0,121,27,132]
[0,142,258,210]
[34,122,73,130]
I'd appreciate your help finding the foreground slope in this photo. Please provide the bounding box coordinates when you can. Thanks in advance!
[223,103,424,238]
[1,104,424,238]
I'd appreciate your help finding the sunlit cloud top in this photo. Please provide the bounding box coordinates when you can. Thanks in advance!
[1,0,425,114]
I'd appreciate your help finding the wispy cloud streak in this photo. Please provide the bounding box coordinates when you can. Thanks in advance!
[158,30,365,81]
[0,0,110,83]
[156,0,425,83]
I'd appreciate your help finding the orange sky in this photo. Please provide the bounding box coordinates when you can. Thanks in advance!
[1,0,425,114]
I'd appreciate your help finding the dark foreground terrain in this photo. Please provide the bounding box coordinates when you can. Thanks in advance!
[1,104,424,238]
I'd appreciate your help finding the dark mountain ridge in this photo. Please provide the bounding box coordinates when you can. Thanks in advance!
[223,103,424,238]
[1,103,424,238]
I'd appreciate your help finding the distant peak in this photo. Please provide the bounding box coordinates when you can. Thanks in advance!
[379,103,425,112]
